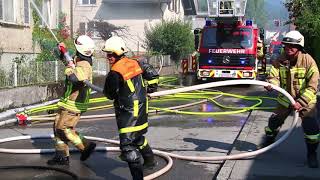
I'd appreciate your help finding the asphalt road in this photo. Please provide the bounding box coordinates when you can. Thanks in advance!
[0,75,276,180]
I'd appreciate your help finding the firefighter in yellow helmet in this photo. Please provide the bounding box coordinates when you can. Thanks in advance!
[47,35,96,165]
[264,30,320,168]
[102,36,159,180]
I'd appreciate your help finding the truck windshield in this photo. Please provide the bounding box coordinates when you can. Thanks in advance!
[202,27,253,49]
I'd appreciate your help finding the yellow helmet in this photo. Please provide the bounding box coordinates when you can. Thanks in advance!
[74,35,95,57]
[102,36,127,56]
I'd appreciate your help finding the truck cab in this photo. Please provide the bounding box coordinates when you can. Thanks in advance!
[189,0,261,81]
[195,19,259,81]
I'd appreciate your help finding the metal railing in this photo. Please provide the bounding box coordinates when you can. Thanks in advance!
[0,60,107,89]
[0,55,173,89]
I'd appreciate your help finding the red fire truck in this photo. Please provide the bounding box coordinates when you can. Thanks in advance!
[193,0,261,81]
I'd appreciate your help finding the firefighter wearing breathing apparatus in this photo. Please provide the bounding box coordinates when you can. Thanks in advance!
[47,35,97,165]
[264,30,320,168]
[103,36,159,180]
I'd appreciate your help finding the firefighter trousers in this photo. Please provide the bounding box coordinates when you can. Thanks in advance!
[266,105,319,152]
[53,109,87,157]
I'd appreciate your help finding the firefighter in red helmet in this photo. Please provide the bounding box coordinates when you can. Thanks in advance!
[102,36,159,180]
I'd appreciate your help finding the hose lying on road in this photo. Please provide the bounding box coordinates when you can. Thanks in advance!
[0,80,298,180]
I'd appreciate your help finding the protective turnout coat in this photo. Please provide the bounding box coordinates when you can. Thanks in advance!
[57,57,93,113]
[103,57,159,146]
[267,52,319,116]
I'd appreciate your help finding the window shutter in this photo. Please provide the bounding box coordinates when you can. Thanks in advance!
[87,21,94,32]
[0,0,3,20]
[79,22,86,35]
[24,0,29,24]
[182,0,196,15]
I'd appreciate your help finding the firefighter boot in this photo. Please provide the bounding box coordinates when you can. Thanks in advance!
[80,142,96,161]
[259,127,279,148]
[140,144,157,170]
[47,151,69,165]
[261,136,275,148]
[128,162,144,180]
[306,142,319,168]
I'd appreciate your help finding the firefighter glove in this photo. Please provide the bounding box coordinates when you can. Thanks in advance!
[58,42,67,54]
[264,85,273,91]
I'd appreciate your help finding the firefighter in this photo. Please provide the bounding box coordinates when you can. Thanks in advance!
[102,36,159,180]
[257,37,266,73]
[263,30,320,168]
[47,35,96,165]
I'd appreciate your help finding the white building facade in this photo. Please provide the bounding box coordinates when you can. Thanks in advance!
[72,0,185,55]
[0,0,70,67]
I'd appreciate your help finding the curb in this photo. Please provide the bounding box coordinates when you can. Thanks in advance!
[216,110,259,180]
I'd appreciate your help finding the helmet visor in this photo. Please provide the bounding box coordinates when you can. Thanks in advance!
[282,37,302,44]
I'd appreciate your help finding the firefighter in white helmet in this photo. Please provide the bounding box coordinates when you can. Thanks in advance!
[47,35,96,165]
[264,30,320,168]
[102,36,159,180]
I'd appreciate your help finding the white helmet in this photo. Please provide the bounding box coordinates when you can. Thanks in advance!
[74,35,95,57]
[282,30,304,48]
[102,36,127,56]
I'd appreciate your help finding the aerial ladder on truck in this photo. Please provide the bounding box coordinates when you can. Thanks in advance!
[189,0,264,81]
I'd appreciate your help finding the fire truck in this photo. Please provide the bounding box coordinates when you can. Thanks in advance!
[193,0,261,81]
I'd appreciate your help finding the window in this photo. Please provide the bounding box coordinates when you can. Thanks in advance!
[169,0,181,13]
[1,0,15,22]
[24,0,29,24]
[37,0,59,29]
[181,0,196,15]
[79,22,86,35]
[87,21,100,38]
[202,27,253,49]
[78,21,100,39]
[41,0,49,27]
[197,0,208,14]
[79,0,96,5]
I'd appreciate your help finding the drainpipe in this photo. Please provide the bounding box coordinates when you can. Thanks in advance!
[70,0,74,38]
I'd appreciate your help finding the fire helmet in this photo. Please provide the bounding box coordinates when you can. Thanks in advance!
[102,36,127,56]
[74,35,95,57]
[282,30,304,48]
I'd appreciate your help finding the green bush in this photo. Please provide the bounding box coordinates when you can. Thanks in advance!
[285,0,320,65]
[144,19,194,64]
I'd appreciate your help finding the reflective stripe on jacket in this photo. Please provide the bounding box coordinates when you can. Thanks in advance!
[58,58,93,113]
[104,57,159,145]
[267,52,319,108]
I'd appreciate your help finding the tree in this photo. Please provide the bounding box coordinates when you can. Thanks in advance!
[285,0,320,64]
[144,19,194,63]
[87,20,127,41]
